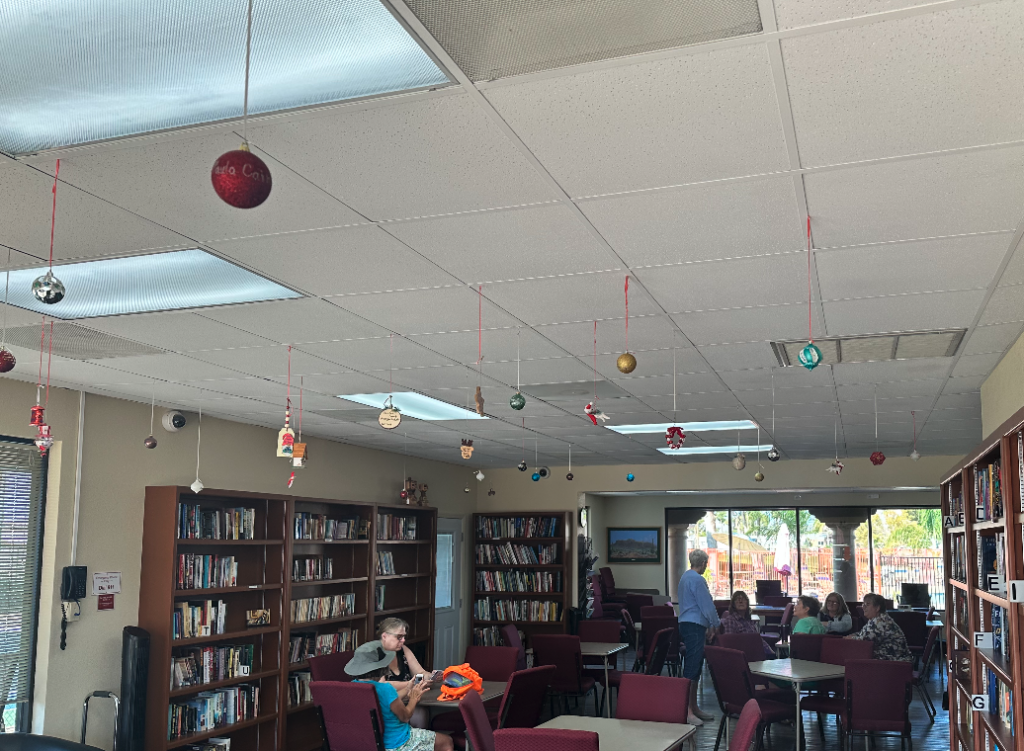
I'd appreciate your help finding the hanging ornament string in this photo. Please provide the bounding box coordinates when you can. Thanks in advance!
[624,276,629,354]
[286,345,292,414]
[298,376,303,443]
[195,398,203,482]
[807,216,813,343]
[242,0,253,146]
[672,343,677,422]
[49,161,60,272]
[44,320,53,410]
[36,317,45,404]
[516,328,521,393]
[874,386,878,450]
[771,370,776,437]
[389,334,394,398]
[912,411,917,451]
[593,321,598,402]
[150,382,156,436]
[477,285,483,374]
[2,247,10,348]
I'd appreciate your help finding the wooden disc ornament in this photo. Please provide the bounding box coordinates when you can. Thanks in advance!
[379,408,401,429]
[617,353,637,374]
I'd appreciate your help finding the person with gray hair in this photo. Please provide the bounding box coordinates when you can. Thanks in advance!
[678,547,719,724]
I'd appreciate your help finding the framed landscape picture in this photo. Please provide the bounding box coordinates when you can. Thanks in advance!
[607,527,661,564]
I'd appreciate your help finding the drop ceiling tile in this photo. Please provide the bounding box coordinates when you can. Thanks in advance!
[298,336,453,371]
[998,244,1024,287]
[735,385,838,407]
[188,346,344,378]
[640,253,808,313]
[836,379,945,402]
[96,380,212,404]
[484,44,789,196]
[929,406,985,422]
[198,298,390,344]
[816,234,1007,300]
[79,312,273,352]
[481,273,662,326]
[248,94,555,220]
[822,290,985,337]
[537,316,686,357]
[762,401,841,418]
[594,351,714,381]
[389,364,486,391]
[610,373,727,398]
[951,353,1003,378]
[719,365,833,390]
[48,133,365,243]
[92,353,245,381]
[211,224,460,297]
[698,342,781,371]
[193,377,293,401]
[832,357,951,384]
[11,355,156,386]
[335,286,519,336]
[783,2,1024,166]
[673,302,826,346]
[963,322,1024,356]
[805,147,1024,247]
[943,375,985,394]
[290,371,393,396]
[410,326,568,367]
[488,357,595,387]
[978,286,1024,326]
[580,176,803,267]
[775,0,943,28]
[934,392,982,412]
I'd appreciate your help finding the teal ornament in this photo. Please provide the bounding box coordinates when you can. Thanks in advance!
[509,392,526,411]
[531,472,540,481]
[798,342,822,371]
[626,473,635,482]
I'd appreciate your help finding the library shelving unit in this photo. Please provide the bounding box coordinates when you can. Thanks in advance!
[471,512,572,648]
[941,404,1024,751]
[140,487,437,751]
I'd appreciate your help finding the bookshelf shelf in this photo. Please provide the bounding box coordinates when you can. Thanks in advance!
[980,711,1013,751]
[949,579,969,591]
[374,604,432,617]
[173,625,281,647]
[375,540,432,545]
[177,539,285,546]
[977,646,1013,684]
[169,669,280,698]
[375,573,432,581]
[292,539,370,546]
[290,613,367,628]
[291,577,369,587]
[288,702,316,714]
[175,584,284,597]
[974,589,1008,608]
[473,591,564,597]
[166,713,278,750]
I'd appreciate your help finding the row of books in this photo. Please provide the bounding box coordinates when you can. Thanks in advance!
[949,533,967,583]
[980,665,1014,735]
[288,671,313,707]
[293,513,364,541]
[180,740,231,751]
[290,594,355,624]
[473,597,563,622]
[951,588,968,634]
[975,461,1004,522]
[178,505,257,540]
[377,514,418,541]
[178,554,238,591]
[173,600,228,640]
[375,584,386,612]
[376,551,396,576]
[475,516,560,540]
[475,569,562,593]
[990,604,1010,660]
[171,644,254,689]
[288,628,359,663]
[292,556,333,582]
[472,625,503,646]
[167,684,260,740]
[948,488,965,520]
[476,543,559,565]
[977,532,1006,592]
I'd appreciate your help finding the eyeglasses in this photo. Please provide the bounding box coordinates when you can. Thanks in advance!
[385,632,407,641]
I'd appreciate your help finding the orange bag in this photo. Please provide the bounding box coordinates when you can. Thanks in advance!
[436,663,483,702]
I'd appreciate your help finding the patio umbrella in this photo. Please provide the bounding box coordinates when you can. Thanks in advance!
[773,525,793,588]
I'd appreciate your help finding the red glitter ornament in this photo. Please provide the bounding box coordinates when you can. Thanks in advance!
[211,144,272,209]
[870,451,886,466]
[0,349,14,373]
[30,404,44,427]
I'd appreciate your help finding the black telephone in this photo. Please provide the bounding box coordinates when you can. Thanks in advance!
[61,565,87,601]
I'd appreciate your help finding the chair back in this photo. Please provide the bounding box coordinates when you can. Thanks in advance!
[494,728,600,751]
[790,633,828,662]
[465,645,520,682]
[643,616,677,659]
[500,624,528,671]
[310,680,384,751]
[600,567,618,596]
[728,699,763,751]
[645,627,674,676]
[460,689,496,751]
[846,659,913,733]
[532,635,584,692]
[762,595,791,608]
[640,605,675,619]
[819,636,873,665]
[0,736,102,751]
[888,610,927,648]
[718,633,765,664]
[919,626,941,670]
[779,602,795,627]
[308,651,354,682]
[496,665,556,729]
[704,646,754,715]
[616,673,690,723]
[627,593,655,623]
[578,619,622,644]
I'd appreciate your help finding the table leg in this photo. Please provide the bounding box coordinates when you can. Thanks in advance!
[794,679,801,750]
[603,656,611,717]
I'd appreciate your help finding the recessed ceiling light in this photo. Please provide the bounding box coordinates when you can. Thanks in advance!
[336,392,487,421]
[5,249,300,319]
[657,444,773,456]
[771,330,965,367]
[0,0,449,155]
[607,420,757,435]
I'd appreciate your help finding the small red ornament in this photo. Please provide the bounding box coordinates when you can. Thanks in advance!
[211,144,272,209]
[30,404,44,427]
[0,349,14,373]
[870,451,886,466]
[665,426,685,449]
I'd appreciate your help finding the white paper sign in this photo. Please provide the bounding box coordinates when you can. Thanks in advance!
[1007,580,1024,602]
[974,632,993,650]
[971,694,990,712]
[92,571,122,595]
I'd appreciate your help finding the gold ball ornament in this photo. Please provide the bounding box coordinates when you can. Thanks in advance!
[616,353,637,374]
[754,471,765,482]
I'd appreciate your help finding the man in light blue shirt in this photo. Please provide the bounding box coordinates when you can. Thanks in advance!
[678,548,719,723]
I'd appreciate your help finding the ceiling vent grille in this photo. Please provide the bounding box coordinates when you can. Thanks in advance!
[3,322,165,360]
[771,329,966,367]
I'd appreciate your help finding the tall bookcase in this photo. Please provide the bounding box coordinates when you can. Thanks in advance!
[140,487,437,751]
[942,405,1024,751]
[471,512,572,648]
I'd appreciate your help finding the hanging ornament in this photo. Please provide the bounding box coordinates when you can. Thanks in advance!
[799,217,820,371]
[909,449,921,461]
[566,446,573,481]
[766,371,780,461]
[626,473,635,482]
[277,347,295,457]
[732,454,746,470]
[767,446,781,462]
[461,439,474,460]
[0,350,14,374]
[29,404,44,427]
[909,410,921,460]
[292,378,307,468]
[32,320,55,454]
[584,402,609,425]
[287,471,295,488]
[870,451,886,465]
[475,470,485,482]
[755,471,765,482]
[34,424,53,455]
[144,382,158,449]
[191,400,204,493]
[211,0,272,209]
[474,386,485,417]
[487,488,496,496]
[566,472,574,481]
[665,426,685,449]
[33,162,66,305]
[828,398,843,474]
[754,428,765,482]
[379,396,401,430]
[827,460,844,475]
[798,342,822,371]
[531,472,540,481]
[510,329,526,410]
[870,386,885,465]
[144,436,158,450]
[0,249,15,373]
[616,277,637,373]
[517,460,528,472]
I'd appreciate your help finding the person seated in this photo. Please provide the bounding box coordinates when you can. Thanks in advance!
[345,640,454,751]
[719,590,775,658]
[378,617,432,727]
[845,592,913,662]
[820,592,853,634]
[792,595,827,634]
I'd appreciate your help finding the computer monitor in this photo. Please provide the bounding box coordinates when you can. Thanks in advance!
[900,583,930,609]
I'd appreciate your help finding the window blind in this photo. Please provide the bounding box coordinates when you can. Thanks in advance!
[0,440,46,709]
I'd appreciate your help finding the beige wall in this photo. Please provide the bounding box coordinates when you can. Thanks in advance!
[982,329,1024,436]
[0,380,474,748]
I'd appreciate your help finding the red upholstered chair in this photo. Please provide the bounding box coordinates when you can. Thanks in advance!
[532,635,597,717]
[761,603,794,649]
[465,646,520,682]
[638,615,676,672]
[729,699,763,751]
[460,689,496,751]
[590,576,627,624]
[433,665,557,735]
[308,650,354,682]
[842,659,914,750]
[889,610,928,656]
[578,619,623,644]
[789,633,829,662]
[644,627,674,677]
[310,680,384,751]
[494,728,600,751]
[621,608,640,666]
[599,567,627,606]
[500,624,527,672]
[704,646,798,751]
[626,593,655,623]
[911,626,941,721]
[717,633,766,664]
[615,673,690,723]
[800,637,873,742]
[640,605,675,619]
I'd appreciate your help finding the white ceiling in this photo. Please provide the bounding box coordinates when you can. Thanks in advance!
[1,0,1022,468]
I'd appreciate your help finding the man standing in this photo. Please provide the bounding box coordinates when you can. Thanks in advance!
[678,548,719,724]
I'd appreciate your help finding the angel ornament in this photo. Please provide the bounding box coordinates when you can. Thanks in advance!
[584,402,609,425]
[827,460,845,475]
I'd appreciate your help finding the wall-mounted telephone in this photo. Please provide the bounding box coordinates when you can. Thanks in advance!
[61,565,87,601]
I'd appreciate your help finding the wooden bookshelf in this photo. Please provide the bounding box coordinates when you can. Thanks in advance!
[140,488,438,751]
[941,404,1024,751]
[471,512,572,649]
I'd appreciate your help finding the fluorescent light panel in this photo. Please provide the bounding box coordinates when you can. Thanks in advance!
[0,0,449,155]
[337,392,487,421]
[658,444,773,456]
[5,249,300,319]
[606,420,758,435]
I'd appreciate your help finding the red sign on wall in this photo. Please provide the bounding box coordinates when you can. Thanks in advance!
[98,594,114,611]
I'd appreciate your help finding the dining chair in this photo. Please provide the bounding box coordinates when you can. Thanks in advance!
[911,626,941,721]
[460,689,496,751]
[0,737,101,751]
[621,609,640,668]
[308,650,354,682]
[494,728,600,751]
[626,593,655,624]
[590,576,627,625]
[500,624,528,672]
[789,633,830,662]
[728,699,764,751]
[800,637,873,743]
[465,646,520,682]
[638,615,676,672]
[717,633,766,664]
[761,604,794,653]
[310,680,385,751]
[599,567,628,606]
[578,619,625,680]
[842,659,914,750]
[433,664,557,735]
[640,605,675,619]
[532,634,598,717]
[889,610,928,657]
[644,627,675,677]
[616,673,690,723]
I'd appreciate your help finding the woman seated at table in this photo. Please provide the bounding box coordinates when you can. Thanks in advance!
[719,590,775,658]
[845,592,913,661]
[819,592,853,634]
[346,641,454,751]
[792,595,827,634]
[379,617,432,727]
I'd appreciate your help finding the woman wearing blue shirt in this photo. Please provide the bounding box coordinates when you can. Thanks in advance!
[677,548,720,725]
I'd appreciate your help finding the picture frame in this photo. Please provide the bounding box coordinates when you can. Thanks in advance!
[607,527,661,564]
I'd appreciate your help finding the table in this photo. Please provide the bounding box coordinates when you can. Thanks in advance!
[539,715,695,751]
[416,680,506,709]
[580,642,628,717]
[748,659,846,750]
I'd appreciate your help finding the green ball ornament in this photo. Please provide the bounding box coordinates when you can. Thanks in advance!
[510,392,526,411]
[798,342,822,371]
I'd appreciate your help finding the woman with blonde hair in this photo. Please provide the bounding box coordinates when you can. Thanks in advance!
[377,617,434,728]
[821,592,853,634]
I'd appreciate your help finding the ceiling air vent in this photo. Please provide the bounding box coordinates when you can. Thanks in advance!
[4,321,164,360]
[771,329,965,367]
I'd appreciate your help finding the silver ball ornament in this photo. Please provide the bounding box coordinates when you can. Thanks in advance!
[31,271,66,305]
[909,449,921,461]
[732,453,746,470]
[566,472,574,481]
[509,392,526,411]
[767,446,781,462]
[517,460,528,472]
[144,435,157,449]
